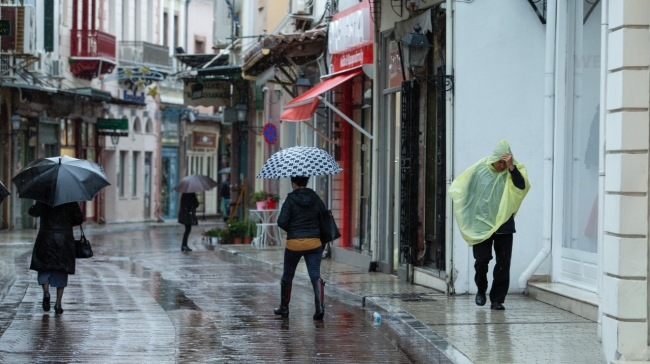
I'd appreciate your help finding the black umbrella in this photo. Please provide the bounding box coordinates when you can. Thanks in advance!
[0,180,9,204]
[173,174,219,193]
[12,156,110,207]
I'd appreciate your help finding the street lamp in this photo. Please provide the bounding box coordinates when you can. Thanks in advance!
[235,102,248,122]
[294,73,312,96]
[399,23,432,75]
[11,114,22,132]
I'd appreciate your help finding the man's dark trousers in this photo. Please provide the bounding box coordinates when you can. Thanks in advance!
[473,233,513,304]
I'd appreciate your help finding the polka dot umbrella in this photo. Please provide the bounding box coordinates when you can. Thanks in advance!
[256,146,343,179]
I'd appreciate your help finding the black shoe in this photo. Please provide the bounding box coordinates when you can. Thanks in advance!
[54,304,63,315]
[181,245,192,252]
[490,302,505,310]
[475,292,486,306]
[42,292,50,312]
[273,281,291,318]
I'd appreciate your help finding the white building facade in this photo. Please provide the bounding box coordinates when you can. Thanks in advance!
[375,0,649,360]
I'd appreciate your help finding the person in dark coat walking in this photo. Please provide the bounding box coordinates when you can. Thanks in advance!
[220,175,231,222]
[274,176,325,320]
[29,201,84,315]
[178,192,199,252]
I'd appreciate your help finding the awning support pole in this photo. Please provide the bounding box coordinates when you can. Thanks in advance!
[318,96,374,140]
[300,119,338,145]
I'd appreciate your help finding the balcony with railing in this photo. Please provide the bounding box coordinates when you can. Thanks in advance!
[70,29,117,79]
[119,41,172,74]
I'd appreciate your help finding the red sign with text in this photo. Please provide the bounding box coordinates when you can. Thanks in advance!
[328,0,373,74]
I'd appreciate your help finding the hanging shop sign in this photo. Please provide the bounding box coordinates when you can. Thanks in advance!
[192,131,218,149]
[97,118,129,136]
[183,80,232,108]
[328,0,373,74]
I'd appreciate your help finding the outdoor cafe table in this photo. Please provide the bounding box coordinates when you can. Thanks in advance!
[249,209,283,246]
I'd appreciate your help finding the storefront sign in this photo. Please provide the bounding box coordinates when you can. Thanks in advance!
[192,131,217,149]
[97,118,128,136]
[328,0,373,73]
[97,118,128,130]
[123,90,145,103]
[184,80,231,108]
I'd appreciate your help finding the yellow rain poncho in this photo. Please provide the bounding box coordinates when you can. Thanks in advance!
[448,140,531,246]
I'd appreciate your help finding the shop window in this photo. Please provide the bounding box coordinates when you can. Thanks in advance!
[145,118,153,133]
[59,119,76,157]
[134,117,142,133]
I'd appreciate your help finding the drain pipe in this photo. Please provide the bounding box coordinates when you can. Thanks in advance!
[596,0,608,341]
[444,0,455,294]
[518,0,557,290]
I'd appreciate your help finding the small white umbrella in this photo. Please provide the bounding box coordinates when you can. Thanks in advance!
[256,146,343,179]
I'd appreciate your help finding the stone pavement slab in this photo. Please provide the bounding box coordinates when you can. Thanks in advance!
[212,243,606,364]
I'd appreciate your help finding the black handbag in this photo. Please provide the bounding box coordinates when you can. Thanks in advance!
[75,225,93,259]
[319,204,341,245]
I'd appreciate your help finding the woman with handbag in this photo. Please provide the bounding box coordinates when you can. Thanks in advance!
[29,201,84,315]
[274,176,326,320]
[178,192,199,252]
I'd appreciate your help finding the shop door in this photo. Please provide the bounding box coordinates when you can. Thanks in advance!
[558,0,601,291]
[186,151,218,216]
[161,147,178,219]
[377,90,401,275]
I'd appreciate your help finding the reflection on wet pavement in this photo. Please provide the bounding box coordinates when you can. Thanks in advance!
[0,226,420,363]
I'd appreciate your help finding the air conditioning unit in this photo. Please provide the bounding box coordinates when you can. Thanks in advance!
[291,0,312,15]
[0,6,36,55]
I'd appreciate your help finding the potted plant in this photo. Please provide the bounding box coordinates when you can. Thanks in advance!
[215,227,231,244]
[227,219,246,244]
[204,228,221,245]
[244,220,258,244]
[267,193,280,209]
[250,190,268,210]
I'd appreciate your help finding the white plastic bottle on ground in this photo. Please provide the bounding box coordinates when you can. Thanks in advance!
[372,312,381,325]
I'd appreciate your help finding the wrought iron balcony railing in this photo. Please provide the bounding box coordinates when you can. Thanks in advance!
[71,29,116,60]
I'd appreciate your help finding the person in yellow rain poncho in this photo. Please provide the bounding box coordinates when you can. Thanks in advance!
[449,140,530,310]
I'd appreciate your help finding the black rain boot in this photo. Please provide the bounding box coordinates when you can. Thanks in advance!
[312,278,325,320]
[273,281,291,317]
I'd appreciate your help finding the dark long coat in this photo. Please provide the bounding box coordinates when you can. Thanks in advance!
[29,202,84,274]
[178,193,199,225]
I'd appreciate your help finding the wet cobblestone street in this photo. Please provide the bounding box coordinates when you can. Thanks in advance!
[0,227,422,363]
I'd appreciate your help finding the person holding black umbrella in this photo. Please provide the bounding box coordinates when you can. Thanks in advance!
[29,201,84,314]
[12,155,110,315]
[178,193,199,252]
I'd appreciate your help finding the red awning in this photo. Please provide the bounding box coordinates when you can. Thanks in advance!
[280,69,364,122]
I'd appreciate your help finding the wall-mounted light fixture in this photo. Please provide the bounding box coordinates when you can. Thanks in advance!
[398,23,454,92]
[235,102,248,122]
[294,73,312,96]
[11,114,22,131]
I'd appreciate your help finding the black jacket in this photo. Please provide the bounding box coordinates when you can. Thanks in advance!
[29,202,84,274]
[277,188,322,240]
[178,193,199,225]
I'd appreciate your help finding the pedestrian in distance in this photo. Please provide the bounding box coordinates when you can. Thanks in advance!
[274,176,326,320]
[178,192,199,252]
[29,201,84,315]
[449,140,530,310]
[220,174,231,222]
